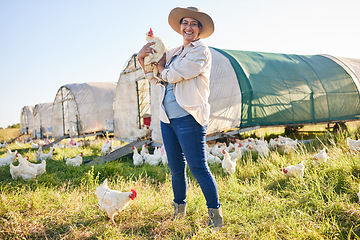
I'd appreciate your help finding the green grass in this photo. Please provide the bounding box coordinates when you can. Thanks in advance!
[1,128,360,239]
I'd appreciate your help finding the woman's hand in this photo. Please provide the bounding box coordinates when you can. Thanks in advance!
[137,42,155,72]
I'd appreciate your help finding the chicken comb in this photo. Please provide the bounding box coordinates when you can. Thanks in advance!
[150,28,153,34]
[130,189,137,200]
[26,156,30,160]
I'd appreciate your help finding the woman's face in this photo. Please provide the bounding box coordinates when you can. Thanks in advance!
[180,17,201,45]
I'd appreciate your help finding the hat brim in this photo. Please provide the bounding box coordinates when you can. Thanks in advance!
[168,7,214,39]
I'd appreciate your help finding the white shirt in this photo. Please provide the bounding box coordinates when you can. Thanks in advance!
[145,40,212,126]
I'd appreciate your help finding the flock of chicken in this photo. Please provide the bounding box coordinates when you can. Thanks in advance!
[2,135,360,224]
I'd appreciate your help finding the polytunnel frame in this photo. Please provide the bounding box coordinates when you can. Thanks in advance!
[20,106,35,135]
[57,86,81,136]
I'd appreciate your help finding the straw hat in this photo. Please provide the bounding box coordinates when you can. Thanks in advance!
[168,6,214,39]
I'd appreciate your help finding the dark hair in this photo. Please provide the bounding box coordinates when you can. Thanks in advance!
[180,18,202,28]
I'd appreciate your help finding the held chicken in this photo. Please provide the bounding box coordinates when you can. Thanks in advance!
[313,148,328,165]
[221,149,237,174]
[65,153,83,166]
[283,161,305,178]
[95,179,137,224]
[143,28,166,78]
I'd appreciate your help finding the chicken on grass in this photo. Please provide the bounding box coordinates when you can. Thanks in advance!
[283,162,305,178]
[95,179,137,224]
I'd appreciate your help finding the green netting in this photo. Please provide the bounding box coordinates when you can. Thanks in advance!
[213,48,360,128]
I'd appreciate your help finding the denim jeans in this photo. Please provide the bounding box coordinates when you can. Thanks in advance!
[161,115,221,209]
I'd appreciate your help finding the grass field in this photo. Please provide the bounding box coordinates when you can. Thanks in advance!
[1,125,360,239]
[0,128,20,143]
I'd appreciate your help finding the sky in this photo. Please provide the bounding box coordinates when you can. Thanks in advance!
[0,0,359,128]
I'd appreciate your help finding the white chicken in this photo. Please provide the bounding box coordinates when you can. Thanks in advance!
[132,146,143,166]
[347,137,360,151]
[11,154,37,181]
[140,143,149,158]
[31,141,40,149]
[229,143,242,160]
[134,125,151,140]
[206,151,222,164]
[143,148,162,166]
[65,153,83,166]
[28,158,46,176]
[0,149,18,166]
[39,147,55,161]
[101,139,112,156]
[95,179,137,224]
[282,161,305,178]
[221,149,237,174]
[0,141,7,148]
[161,145,168,165]
[144,28,166,78]
[313,148,328,165]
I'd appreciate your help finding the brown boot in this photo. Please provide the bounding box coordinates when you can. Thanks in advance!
[171,202,186,220]
[208,207,224,228]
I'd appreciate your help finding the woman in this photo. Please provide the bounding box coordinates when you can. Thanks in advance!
[137,6,223,229]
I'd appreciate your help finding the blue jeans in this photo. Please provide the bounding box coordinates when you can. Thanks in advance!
[161,115,221,209]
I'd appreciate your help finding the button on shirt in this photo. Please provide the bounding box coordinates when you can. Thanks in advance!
[145,40,212,126]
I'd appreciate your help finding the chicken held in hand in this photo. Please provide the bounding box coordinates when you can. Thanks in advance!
[144,28,166,77]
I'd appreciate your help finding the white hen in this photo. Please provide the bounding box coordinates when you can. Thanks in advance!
[95,179,137,224]
[313,148,328,165]
[12,154,37,181]
[39,147,55,161]
[283,162,305,178]
[65,153,83,166]
[0,149,18,166]
[132,146,143,166]
[221,149,237,174]
[101,139,112,156]
[347,137,360,151]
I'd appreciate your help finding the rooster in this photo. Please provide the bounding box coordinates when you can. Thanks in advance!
[132,146,143,166]
[221,149,237,174]
[65,153,83,166]
[95,179,137,224]
[313,148,328,165]
[144,28,166,77]
[282,162,305,178]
